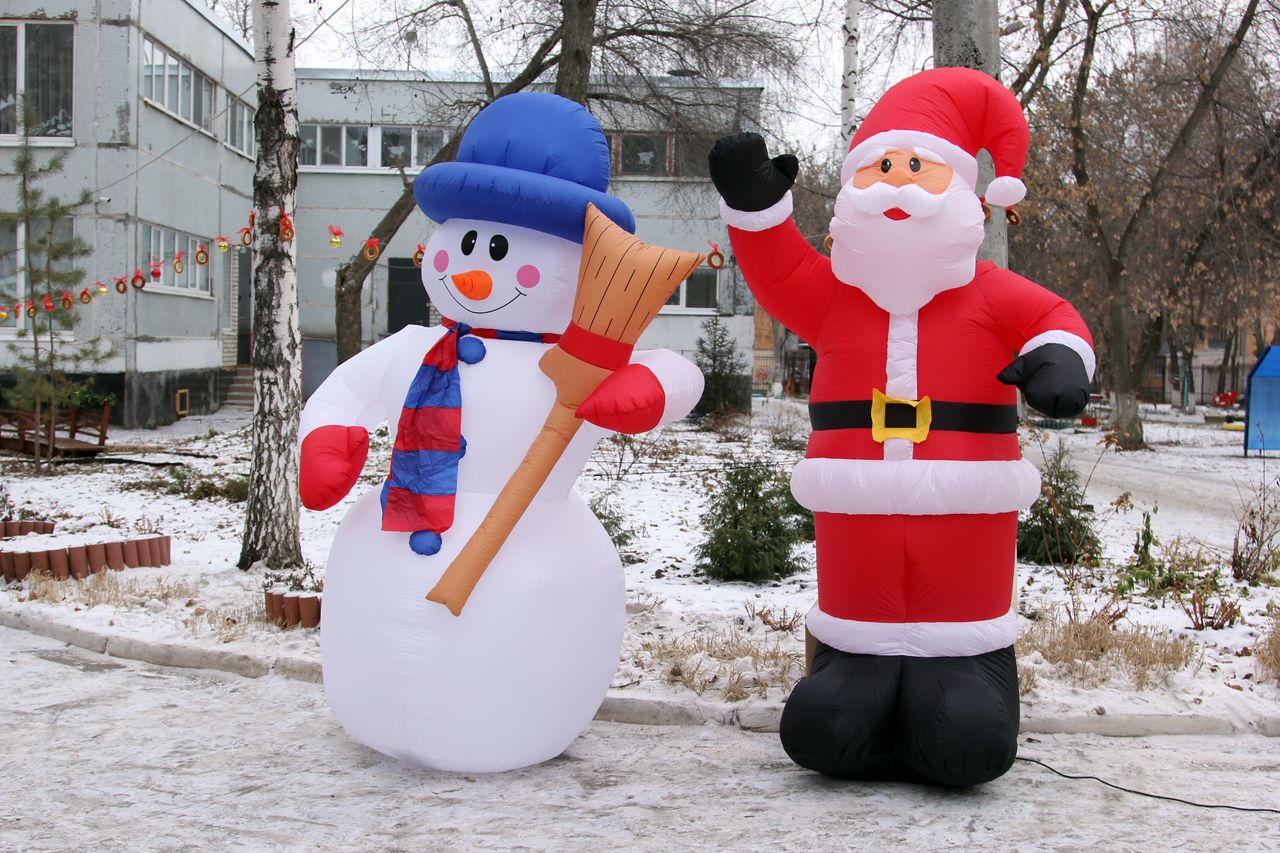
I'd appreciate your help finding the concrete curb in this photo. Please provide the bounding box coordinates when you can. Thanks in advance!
[2,602,1277,738]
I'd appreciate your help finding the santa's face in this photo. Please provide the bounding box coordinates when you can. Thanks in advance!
[829,147,985,315]
[423,219,580,334]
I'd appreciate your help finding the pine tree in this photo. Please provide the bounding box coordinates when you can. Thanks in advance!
[693,315,749,416]
[0,102,97,469]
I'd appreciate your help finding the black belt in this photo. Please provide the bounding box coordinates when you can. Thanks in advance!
[809,399,1018,434]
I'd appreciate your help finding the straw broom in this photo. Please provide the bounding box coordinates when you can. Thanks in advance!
[426,203,704,616]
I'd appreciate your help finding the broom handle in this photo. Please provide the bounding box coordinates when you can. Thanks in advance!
[425,399,585,616]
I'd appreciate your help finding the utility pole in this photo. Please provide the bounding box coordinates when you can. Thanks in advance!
[932,0,1007,266]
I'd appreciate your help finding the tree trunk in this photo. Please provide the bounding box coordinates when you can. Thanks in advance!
[1106,285,1145,448]
[553,0,598,106]
[239,0,304,572]
[932,0,1008,266]
[840,0,860,149]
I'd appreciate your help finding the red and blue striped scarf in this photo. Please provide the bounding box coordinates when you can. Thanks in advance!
[380,320,561,556]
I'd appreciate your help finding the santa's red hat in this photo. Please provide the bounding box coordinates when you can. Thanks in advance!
[843,67,1029,208]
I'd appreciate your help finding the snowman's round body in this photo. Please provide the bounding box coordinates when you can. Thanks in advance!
[320,326,624,773]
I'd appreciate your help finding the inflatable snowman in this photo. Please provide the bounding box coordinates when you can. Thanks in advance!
[299,93,704,772]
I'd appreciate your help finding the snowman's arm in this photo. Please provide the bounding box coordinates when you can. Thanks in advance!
[630,348,704,425]
[299,326,438,441]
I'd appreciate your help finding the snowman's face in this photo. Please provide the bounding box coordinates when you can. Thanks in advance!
[423,219,580,334]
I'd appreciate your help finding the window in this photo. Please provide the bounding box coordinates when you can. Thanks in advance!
[0,218,76,331]
[139,222,212,293]
[344,125,367,166]
[0,21,74,138]
[617,133,671,176]
[142,36,219,136]
[415,127,447,165]
[381,125,412,167]
[665,267,718,311]
[300,124,452,169]
[224,95,255,156]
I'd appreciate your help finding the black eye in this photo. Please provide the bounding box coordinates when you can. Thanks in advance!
[461,230,477,255]
[489,234,509,261]
[909,157,921,172]
[880,158,892,173]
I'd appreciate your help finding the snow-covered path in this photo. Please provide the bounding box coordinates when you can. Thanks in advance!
[2,626,1277,851]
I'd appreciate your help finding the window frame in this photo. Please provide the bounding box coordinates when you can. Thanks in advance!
[0,217,80,335]
[0,20,75,143]
[299,123,452,171]
[137,221,215,297]
[662,267,719,314]
[140,34,223,142]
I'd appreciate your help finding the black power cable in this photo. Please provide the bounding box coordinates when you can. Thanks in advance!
[1016,756,1280,815]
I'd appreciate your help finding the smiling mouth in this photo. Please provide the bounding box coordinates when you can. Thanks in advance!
[440,275,525,315]
[883,208,911,220]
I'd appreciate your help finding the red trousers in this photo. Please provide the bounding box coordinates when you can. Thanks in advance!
[814,512,1016,623]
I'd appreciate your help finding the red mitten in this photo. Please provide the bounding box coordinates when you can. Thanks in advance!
[300,424,369,510]
[577,364,666,434]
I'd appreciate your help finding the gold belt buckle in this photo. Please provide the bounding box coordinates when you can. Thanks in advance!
[870,388,932,443]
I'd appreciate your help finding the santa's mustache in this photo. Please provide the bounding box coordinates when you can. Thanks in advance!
[842,181,948,218]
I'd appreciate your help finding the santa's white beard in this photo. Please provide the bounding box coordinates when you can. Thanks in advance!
[828,177,986,315]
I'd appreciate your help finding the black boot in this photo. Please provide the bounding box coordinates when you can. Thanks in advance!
[779,642,911,781]
[895,646,1020,787]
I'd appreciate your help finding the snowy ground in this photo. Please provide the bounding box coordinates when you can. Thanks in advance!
[1,399,1278,728]
[2,625,1277,852]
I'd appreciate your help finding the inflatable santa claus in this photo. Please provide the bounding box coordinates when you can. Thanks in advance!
[710,68,1094,786]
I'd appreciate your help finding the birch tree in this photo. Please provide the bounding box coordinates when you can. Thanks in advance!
[840,0,861,148]
[239,0,304,572]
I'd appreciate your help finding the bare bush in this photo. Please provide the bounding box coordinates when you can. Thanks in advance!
[1232,474,1280,584]
[1256,613,1280,685]
[743,601,805,633]
[1177,590,1242,631]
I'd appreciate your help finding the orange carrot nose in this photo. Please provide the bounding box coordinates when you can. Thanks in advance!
[450,269,493,300]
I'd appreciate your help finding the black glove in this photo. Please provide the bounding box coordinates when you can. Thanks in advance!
[997,343,1090,418]
[708,132,799,212]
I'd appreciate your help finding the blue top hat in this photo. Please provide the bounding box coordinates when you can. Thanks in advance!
[414,92,636,243]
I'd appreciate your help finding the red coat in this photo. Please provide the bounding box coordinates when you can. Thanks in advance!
[730,212,1093,657]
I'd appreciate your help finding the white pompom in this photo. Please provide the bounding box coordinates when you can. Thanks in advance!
[984,176,1026,208]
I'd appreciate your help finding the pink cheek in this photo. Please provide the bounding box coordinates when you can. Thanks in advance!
[516,264,541,288]
[432,250,449,273]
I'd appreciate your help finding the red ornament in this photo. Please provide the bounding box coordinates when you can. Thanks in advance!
[132,269,146,289]
[59,291,73,310]
[149,258,164,280]
[42,296,55,312]
[238,227,253,246]
[173,250,185,275]
[195,244,210,265]
[412,244,426,267]
[25,302,37,319]
[279,210,295,242]
[362,238,381,261]
[79,288,92,304]
[114,276,128,294]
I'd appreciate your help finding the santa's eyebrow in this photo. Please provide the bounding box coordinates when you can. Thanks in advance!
[911,147,945,165]
[854,147,889,168]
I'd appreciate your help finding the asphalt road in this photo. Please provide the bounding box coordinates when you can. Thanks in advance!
[1,625,1278,852]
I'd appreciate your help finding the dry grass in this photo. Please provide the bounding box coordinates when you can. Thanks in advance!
[1018,597,1200,689]
[19,569,196,610]
[1257,614,1280,685]
[632,625,803,701]
[1017,662,1040,696]
[743,601,805,633]
[184,602,268,643]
